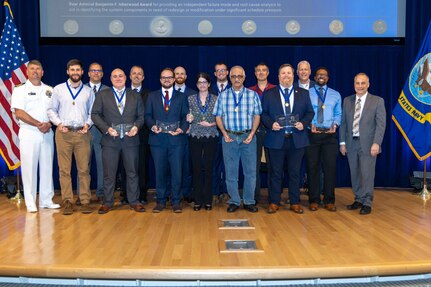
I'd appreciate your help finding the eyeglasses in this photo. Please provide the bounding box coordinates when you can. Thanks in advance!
[197,81,208,85]
[160,76,174,80]
[230,75,244,79]
[216,69,227,73]
[89,69,102,73]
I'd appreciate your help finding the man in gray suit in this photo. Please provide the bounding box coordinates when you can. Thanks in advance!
[91,68,145,214]
[339,73,386,215]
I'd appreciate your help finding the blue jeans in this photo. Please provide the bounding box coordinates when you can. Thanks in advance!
[222,133,256,206]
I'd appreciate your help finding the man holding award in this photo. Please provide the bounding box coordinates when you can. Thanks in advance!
[261,64,314,214]
[145,68,189,213]
[91,68,145,214]
[305,67,342,212]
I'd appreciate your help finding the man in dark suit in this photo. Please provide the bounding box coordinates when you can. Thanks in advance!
[173,66,195,203]
[86,62,110,204]
[91,68,145,214]
[145,68,189,213]
[339,73,386,215]
[130,65,151,204]
[261,64,314,214]
[209,62,231,204]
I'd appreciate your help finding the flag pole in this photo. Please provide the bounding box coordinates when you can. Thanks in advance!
[418,158,430,200]
[10,167,22,202]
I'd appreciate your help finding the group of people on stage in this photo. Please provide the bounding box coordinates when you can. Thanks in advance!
[10,58,386,216]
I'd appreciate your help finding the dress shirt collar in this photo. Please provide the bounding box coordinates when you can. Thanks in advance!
[68,79,82,89]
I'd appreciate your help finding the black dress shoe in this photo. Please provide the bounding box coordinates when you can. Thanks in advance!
[347,201,363,210]
[204,204,212,211]
[360,205,372,215]
[227,204,239,213]
[193,204,201,211]
[243,204,258,213]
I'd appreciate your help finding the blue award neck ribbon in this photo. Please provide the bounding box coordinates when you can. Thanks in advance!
[67,82,84,105]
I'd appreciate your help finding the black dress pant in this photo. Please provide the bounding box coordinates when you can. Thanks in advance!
[189,136,218,206]
[305,133,338,204]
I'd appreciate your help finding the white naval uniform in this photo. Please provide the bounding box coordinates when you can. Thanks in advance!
[10,80,55,210]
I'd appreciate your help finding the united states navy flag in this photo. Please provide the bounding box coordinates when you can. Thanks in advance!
[392,21,431,160]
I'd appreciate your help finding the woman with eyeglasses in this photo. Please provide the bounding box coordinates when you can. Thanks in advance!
[186,72,219,211]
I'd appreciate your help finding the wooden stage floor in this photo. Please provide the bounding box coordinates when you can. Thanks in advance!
[0,188,431,281]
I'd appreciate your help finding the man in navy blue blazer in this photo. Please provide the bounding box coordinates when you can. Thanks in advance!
[145,68,189,213]
[261,64,315,214]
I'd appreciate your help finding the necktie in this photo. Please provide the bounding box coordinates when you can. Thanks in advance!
[177,87,182,92]
[220,83,224,92]
[352,98,361,136]
[284,88,291,114]
[133,88,138,92]
[317,87,324,124]
[93,85,97,94]
[164,90,170,111]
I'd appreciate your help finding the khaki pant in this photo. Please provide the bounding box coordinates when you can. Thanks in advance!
[55,130,92,204]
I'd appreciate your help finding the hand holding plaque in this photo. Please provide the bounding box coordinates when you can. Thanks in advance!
[314,118,335,133]
[156,120,180,133]
[111,123,133,139]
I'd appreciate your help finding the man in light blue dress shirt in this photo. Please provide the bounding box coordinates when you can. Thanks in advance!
[305,67,342,212]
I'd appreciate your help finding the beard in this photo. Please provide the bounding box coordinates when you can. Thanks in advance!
[69,74,82,83]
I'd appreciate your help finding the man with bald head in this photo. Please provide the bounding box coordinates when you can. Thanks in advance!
[91,68,145,214]
[213,65,262,213]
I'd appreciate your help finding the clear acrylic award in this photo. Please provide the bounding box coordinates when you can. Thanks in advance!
[276,114,298,128]
[156,120,179,133]
[112,123,133,139]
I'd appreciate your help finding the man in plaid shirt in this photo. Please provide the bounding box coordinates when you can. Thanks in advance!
[213,65,262,213]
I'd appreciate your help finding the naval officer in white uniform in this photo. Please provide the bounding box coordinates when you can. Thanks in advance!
[11,60,60,213]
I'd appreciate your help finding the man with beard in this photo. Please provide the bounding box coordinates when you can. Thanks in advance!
[174,66,196,96]
[213,65,262,213]
[261,64,314,214]
[173,66,195,204]
[48,59,95,215]
[145,68,189,213]
[305,67,342,212]
[92,68,145,214]
[209,62,230,204]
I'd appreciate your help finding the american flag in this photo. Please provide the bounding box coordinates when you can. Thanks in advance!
[0,0,28,170]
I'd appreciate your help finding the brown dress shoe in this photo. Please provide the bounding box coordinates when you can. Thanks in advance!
[309,203,318,211]
[63,200,74,215]
[325,203,337,212]
[98,205,111,214]
[267,203,279,214]
[81,203,93,214]
[130,203,146,212]
[290,204,304,214]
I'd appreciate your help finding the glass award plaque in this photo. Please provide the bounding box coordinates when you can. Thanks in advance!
[315,119,334,132]
[112,123,133,139]
[156,120,179,133]
[276,114,298,128]
[63,120,84,132]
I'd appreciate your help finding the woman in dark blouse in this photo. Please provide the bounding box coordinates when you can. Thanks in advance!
[186,72,219,211]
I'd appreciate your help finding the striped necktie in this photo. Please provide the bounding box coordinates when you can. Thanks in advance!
[352,98,361,136]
